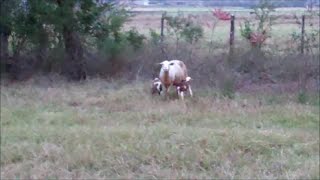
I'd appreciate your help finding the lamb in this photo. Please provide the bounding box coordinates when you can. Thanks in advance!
[174,76,193,100]
[151,78,163,95]
[158,60,191,99]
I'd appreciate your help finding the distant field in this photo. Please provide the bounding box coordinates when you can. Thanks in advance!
[128,6,308,15]
[125,7,318,47]
[129,6,308,12]
[1,77,319,179]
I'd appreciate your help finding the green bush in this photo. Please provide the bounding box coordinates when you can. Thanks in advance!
[181,23,203,44]
[126,29,145,50]
[221,79,235,99]
[164,13,204,44]
[149,29,161,45]
[297,91,308,104]
[240,20,253,40]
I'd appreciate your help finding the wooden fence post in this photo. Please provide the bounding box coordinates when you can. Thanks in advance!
[160,12,165,41]
[160,12,168,59]
[301,15,305,54]
[229,14,235,57]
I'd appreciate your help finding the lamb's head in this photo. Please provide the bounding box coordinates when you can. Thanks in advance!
[159,60,175,72]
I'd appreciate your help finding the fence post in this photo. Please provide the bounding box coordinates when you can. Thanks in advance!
[160,12,165,41]
[229,14,235,57]
[301,15,305,54]
[160,12,168,59]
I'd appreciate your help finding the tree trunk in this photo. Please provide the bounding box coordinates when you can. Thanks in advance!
[0,26,10,61]
[57,0,86,80]
[35,26,49,70]
[62,26,86,80]
[0,23,12,77]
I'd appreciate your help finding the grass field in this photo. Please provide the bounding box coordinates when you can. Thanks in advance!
[1,6,319,179]
[1,77,319,179]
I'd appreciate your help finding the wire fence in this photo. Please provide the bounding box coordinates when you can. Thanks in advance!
[157,12,313,55]
[128,0,310,7]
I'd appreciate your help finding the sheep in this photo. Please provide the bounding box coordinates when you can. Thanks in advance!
[158,60,189,99]
[151,77,163,95]
[174,76,193,100]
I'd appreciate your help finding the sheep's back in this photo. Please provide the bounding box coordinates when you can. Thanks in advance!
[170,60,188,76]
[169,64,187,83]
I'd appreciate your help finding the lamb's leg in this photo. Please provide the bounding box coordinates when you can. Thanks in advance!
[176,87,184,100]
[176,86,180,97]
[188,85,193,97]
[180,91,184,100]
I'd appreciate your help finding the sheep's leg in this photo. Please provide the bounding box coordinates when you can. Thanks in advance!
[165,85,170,100]
[188,85,193,97]
[167,85,171,93]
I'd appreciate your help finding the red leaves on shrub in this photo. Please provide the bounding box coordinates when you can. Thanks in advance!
[212,9,231,20]
[249,31,268,47]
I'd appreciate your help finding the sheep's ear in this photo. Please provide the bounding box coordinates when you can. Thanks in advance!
[186,77,192,82]
[158,60,168,65]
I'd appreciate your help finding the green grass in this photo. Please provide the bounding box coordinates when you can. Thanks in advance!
[1,78,319,179]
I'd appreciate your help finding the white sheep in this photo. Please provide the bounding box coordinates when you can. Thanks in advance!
[158,60,190,99]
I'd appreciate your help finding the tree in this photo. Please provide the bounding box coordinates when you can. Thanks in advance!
[54,0,84,80]
[1,0,142,80]
[0,0,20,61]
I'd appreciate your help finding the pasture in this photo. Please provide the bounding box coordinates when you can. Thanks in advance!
[125,7,317,41]
[1,76,319,179]
[1,6,320,179]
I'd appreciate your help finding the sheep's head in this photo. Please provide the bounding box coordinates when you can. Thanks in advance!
[159,60,175,72]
